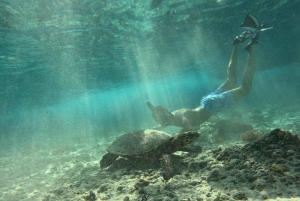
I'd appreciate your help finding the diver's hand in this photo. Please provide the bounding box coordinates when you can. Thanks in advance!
[181,117,192,131]
[146,101,173,126]
[146,101,155,110]
[152,125,167,131]
[178,126,194,134]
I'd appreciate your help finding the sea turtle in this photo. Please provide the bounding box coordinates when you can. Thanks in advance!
[100,129,202,180]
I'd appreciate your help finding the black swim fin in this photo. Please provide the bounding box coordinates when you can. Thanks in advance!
[241,14,273,51]
[240,13,261,33]
[241,13,273,33]
[260,24,273,32]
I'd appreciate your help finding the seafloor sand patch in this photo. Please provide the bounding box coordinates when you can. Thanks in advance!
[0,104,300,201]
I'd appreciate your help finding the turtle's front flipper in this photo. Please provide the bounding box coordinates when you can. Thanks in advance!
[160,154,174,181]
[100,153,118,169]
[179,145,202,153]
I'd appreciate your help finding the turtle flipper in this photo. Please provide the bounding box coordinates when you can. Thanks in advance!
[100,153,118,169]
[179,145,202,153]
[160,154,174,181]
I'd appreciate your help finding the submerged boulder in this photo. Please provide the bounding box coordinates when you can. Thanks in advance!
[211,129,300,193]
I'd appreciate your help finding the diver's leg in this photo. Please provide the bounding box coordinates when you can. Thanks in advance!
[219,43,240,91]
[230,44,257,101]
[219,30,254,91]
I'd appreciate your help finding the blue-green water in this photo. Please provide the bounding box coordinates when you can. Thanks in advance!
[0,1,300,200]
[1,0,299,139]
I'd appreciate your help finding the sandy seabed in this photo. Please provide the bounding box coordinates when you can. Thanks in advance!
[1,104,300,201]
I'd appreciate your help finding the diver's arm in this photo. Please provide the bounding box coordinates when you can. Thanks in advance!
[178,117,193,133]
[183,117,192,128]
[152,124,167,131]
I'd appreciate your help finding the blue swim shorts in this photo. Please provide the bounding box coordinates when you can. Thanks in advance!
[200,87,236,114]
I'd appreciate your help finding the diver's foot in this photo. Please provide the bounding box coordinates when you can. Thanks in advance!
[233,30,253,45]
[245,30,260,52]
[244,24,273,52]
[240,13,273,52]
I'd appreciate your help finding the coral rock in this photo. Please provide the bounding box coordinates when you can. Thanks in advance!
[241,130,260,143]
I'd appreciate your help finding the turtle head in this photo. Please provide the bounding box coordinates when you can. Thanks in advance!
[100,153,118,169]
[171,131,200,149]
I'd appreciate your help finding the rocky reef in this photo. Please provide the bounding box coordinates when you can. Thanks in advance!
[210,128,300,199]
[44,128,300,201]
[241,130,260,143]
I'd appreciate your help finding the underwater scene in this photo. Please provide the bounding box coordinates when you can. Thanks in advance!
[1,0,300,200]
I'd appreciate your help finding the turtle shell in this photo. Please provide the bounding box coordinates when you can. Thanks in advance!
[107,130,171,156]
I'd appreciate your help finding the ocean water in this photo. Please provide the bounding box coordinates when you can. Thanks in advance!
[0,0,300,200]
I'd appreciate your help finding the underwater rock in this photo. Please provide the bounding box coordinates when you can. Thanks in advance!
[241,130,260,143]
[209,128,300,196]
[99,193,111,200]
[97,183,109,193]
[188,161,208,171]
[252,178,267,191]
[44,127,300,200]
[134,179,150,190]
[143,184,161,197]
[82,190,96,201]
[242,128,300,157]
[163,177,186,191]
[49,187,69,196]
[214,119,253,133]
[117,185,125,192]
[41,194,52,201]
[215,146,240,161]
[269,163,290,175]
[213,120,253,143]
[135,194,150,201]
[232,191,247,200]
[207,168,221,182]
[260,190,269,200]
[123,195,130,201]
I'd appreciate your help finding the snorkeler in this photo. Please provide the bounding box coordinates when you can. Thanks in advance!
[147,13,272,133]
